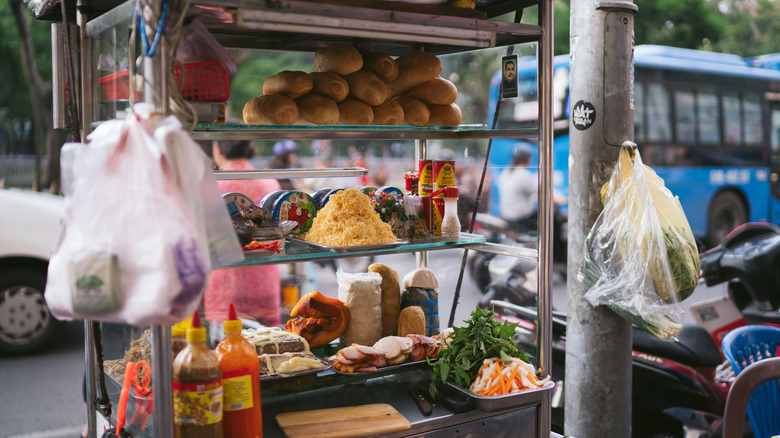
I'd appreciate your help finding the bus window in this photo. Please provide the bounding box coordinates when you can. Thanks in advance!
[634,82,645,142]
[675,88,696,143]
[723,91,742,144]
[697,89,721,144]
[744,92,763,144]
[646,83,672,142]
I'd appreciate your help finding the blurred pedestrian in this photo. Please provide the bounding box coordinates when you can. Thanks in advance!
[498,144,537,232]
[271,140,307,191]
[204,139,282,334]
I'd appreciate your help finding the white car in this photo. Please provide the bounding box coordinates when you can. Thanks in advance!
[0,188,65,354]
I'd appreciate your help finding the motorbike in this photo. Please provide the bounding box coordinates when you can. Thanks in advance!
[484,222,780,438]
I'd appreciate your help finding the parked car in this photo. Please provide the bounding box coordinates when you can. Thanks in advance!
[0,188,65,354]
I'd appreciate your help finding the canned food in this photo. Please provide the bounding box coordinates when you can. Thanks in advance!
[419,160,433,196]
[421,196,433,232]
[223,192,255,220]
[432,160,455,198]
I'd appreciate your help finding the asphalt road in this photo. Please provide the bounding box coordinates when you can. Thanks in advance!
[0,249,724,437]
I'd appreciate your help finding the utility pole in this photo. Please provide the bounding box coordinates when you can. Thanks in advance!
[566,1,637,437]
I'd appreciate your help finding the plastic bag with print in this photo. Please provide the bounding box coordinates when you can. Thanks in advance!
[45,109,215,325]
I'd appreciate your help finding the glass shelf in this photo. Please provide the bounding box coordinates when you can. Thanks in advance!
[191,123,539,141]
[220,232,488,267]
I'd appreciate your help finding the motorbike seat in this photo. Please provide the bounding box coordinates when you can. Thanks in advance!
[633,325,723,368]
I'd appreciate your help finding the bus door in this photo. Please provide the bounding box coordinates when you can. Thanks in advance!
[770,102,780,223]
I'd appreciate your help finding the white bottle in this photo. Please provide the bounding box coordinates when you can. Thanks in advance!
[440,187,461,239]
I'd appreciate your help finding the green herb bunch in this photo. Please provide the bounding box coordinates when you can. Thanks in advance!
[429,307,527,398]
[373,191,407,223]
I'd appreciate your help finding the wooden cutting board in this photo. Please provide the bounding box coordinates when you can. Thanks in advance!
[276,403,411,438]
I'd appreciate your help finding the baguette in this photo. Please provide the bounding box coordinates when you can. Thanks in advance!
[394,96,430,126]
[345,70,388,106]
[363,52,399,82]
[427,103,462,126]
[372,99,404,126]
[314,43,363,76]
[385,51,442,98]
[338,98,374,125]
[296,93,340,125]
[404,76,458,105]
[309,71,350,102]
[242,95,298,125]
[368,263,402,338]
[262,70,313,99]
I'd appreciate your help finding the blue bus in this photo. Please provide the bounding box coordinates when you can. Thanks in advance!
[489,44,780,248]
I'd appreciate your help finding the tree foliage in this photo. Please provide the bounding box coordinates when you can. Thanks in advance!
[710,0,780,57]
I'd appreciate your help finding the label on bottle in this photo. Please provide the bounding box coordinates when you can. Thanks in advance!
[222,367,254,411]
[173,379,223,425]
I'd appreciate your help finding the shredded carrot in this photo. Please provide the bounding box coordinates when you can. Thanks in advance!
[469,357,550,397]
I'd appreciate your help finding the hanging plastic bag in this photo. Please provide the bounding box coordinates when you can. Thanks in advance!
[577,146,700,341]
[45,108,223,325]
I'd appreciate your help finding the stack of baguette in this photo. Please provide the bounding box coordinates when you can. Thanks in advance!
[243,43,462,126]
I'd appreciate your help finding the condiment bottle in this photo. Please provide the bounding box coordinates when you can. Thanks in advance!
[440,187,461,238]
[172,310,224,438]
[171,318,189,359]
[215,304,263,438]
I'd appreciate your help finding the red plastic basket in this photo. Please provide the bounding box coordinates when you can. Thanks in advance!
[97,59,230,102]
[173,60,230,102]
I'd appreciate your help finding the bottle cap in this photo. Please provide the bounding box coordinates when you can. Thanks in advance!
[186,309,207,344]
[171,317,191,337]
[224,304,242,334]
[443,187,459,198]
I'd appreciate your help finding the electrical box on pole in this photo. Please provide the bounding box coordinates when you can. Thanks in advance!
[566,1,636,437]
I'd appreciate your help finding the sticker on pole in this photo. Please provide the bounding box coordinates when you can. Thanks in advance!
[572,100,596,131]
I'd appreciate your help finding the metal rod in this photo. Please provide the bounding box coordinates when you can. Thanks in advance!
[84,321,96,438]
[214,167,368,180]
[415,138,428,269]
[151,325,174,436]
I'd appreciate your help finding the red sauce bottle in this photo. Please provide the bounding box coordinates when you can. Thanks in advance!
[215,304,263,437]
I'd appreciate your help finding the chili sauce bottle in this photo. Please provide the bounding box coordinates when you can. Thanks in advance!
[172,310,223,438]
[215,304,263,437]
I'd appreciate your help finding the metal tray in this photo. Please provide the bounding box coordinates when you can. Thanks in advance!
[260,356,332,382]
[288,236,407,253]
[331,357,435,375]
[443,380,555,412]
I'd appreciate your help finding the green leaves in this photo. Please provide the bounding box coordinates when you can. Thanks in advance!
[429,307,528,398]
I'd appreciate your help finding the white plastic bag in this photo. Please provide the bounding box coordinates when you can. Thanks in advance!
[45,109,220,325]
[577,147,700,341]
[337,269,382,346]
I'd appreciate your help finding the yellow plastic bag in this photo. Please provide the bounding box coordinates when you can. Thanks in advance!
[578,146,700,341]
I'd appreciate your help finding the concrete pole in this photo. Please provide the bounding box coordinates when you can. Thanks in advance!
[566,1,637,437]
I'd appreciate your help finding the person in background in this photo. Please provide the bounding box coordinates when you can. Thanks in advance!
[205,139,282,338]
[498,143,538,233]
[271,140,307,191]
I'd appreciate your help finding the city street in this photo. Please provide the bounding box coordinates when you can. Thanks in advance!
[0,250,725,437]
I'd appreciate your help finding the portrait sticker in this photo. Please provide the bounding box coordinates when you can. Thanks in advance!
[501,55,518,99]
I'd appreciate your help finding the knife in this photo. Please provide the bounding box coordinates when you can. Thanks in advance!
[408,386,433,416]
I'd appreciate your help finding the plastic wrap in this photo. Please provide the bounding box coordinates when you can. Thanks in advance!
[337,269,382,346]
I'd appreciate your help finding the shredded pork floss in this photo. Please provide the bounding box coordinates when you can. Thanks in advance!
[305,188,397,246]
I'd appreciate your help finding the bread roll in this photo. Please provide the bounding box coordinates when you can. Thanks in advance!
[309,72,349,102]
[397,306,426,337]
[394,96,430,126]
[427,103,462,126]
[372,99,404,126]
[242,95,298,125]
[314,43,363,76]
[262,70,313,99]
[368,263,402,338]
[385,51,443,98]
[363,52,399,82]
[345,71,388,106]
[338,98,374,125]
[404,76,458,105]
[296,93,339,125]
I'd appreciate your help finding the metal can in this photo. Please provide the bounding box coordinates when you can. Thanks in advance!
[419,160,433,196]
[431,198,445,235]
[433,160,456,198]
